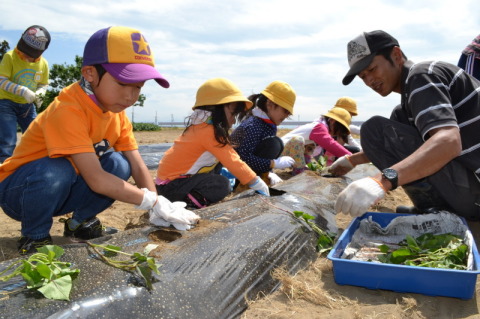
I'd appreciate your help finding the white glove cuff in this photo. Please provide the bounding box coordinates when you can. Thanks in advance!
[135,188,158,210]
[36,87,47,95]
[344,155,354,169]
[366,177,387,199]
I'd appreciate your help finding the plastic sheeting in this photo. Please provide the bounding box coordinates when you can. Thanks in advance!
[137,143,172,169]
[0,159,377,319]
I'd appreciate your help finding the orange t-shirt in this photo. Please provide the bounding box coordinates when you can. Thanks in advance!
[157,123,256,185]
[0,82,137,182]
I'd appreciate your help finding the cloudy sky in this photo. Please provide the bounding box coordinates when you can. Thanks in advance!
[1,0,479,124]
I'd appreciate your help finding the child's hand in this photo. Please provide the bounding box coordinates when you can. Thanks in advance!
[150,196,200,230]
[249,176,270,196]
[273,156,295,169]
[21,88,36,103]
[268,172,283,186]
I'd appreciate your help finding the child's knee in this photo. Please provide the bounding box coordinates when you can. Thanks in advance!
[100,152,131,180]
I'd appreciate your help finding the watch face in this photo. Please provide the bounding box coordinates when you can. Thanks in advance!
[383,168,397,179]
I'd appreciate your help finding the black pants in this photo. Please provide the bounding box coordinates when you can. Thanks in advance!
[361,111,480,219]
[156,171,230,207]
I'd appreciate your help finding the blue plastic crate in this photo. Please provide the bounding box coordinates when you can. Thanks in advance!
[327,212,480,299]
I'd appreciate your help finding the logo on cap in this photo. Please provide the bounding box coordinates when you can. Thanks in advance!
[23,27,49,51]
[347,34,370,67]
[132,33,151,56]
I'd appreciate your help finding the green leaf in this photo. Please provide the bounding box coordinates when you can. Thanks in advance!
[136,265,154,291]
[405,235,418,248]
[37,245,64,260]
[132,253,147,263]
[21,271,44,289]
[103,244,122,257]
[293,211,304,218]
[147,258,161,275]
[301,214,315,221]
[379,244,390,253]
[38,275,73,301]
[36,263,53,280]
[104,244,122,252]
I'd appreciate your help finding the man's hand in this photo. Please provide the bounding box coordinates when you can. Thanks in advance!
[328,155,354,176]
[335,177,386,217]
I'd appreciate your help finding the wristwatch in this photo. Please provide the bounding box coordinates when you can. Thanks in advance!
[381,168,398,191]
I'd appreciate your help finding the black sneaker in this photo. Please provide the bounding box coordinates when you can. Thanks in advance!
[17,236,52,255]
[63,217,106,240]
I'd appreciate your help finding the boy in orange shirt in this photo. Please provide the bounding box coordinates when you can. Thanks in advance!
[0,26,199,255]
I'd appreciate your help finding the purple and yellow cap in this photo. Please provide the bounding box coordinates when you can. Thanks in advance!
[82,26,169,88]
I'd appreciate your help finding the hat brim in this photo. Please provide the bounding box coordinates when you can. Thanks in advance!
[323,113,350,133]
[342,54,375,86]
[193,96,253,110]
[102,63,170,88]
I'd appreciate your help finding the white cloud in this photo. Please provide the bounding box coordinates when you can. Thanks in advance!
[1,0,479,123]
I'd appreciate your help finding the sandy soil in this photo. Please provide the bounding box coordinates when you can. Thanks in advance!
[2,129,480,319]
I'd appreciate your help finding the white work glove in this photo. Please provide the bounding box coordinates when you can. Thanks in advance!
[335,177,386,217]
[135,189,200,230]
[249,176,270,196]
[21,88,36,103]
[35,87,47,108]
[268,172,283,186]
[328,155,354,176]
[149,201,190,229]
[150,198,200,230]
[273,156,295,169]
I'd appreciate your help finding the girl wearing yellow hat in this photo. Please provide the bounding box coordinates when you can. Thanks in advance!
[155,78,270,209]
[230,81,296,186]
[281,107,353,175]
[333,96,362,151]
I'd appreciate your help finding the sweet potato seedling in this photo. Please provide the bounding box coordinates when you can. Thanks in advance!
[377,233,469,270]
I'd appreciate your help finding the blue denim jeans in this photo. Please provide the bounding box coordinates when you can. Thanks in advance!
[0,99,37,163]
[0,152,131,239]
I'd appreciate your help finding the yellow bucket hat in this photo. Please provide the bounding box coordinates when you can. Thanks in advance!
[334,96,358,116]
[323,107,352,133]
[193,78,253,109]
[261,81,296,114]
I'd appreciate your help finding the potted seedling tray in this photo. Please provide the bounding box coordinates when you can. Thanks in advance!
[327,211,480,299]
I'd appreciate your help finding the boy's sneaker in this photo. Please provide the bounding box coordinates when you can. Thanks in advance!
[17,236,52,255]
[63,217,106,240]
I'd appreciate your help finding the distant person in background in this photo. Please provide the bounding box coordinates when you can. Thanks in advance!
[281,107,353,175]
[0,25,51,163]
[231,81,296,187]
[156,78,270,209]
[333,96,362,152]
[458,34,480,80]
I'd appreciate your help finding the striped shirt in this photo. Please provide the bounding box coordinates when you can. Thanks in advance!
[462,34,480,57]
[400,60,480,177]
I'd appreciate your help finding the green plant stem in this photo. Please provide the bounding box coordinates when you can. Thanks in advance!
[258,196,335,246]
[87,244,136,271]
